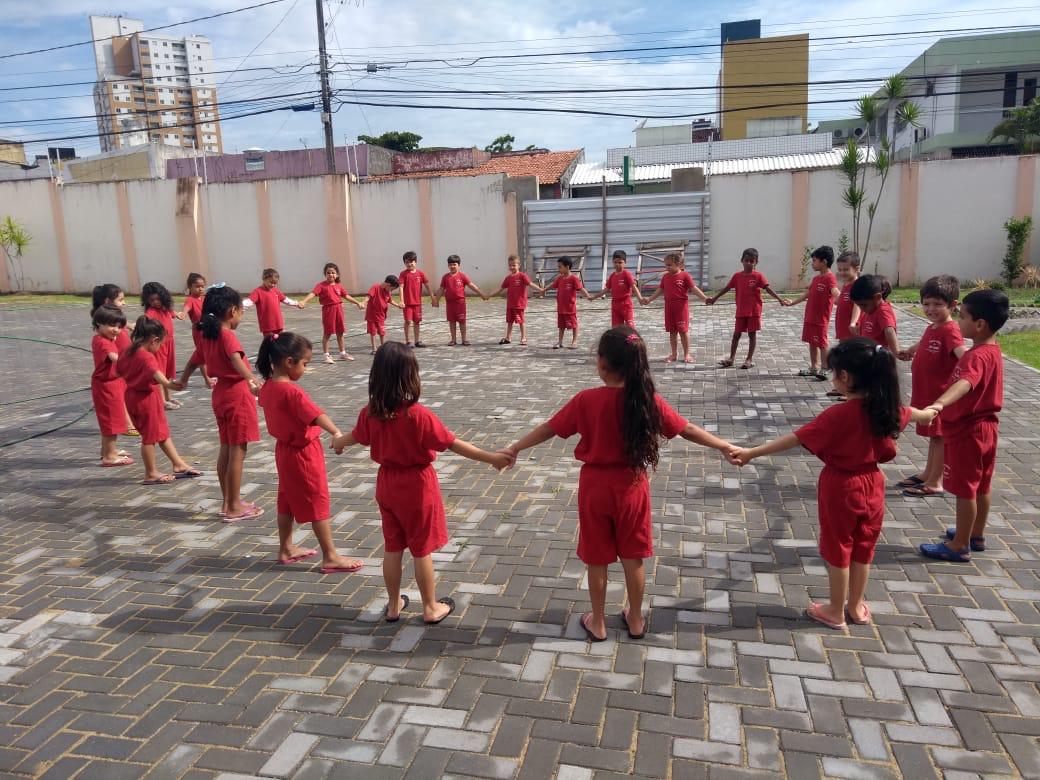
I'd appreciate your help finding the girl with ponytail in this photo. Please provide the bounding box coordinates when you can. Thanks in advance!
[505,326,738,642]
[731,338,934,631]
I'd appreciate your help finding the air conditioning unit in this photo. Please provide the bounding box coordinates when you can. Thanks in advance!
[833,129,844,140]
[853,127,865,138]
[915,127,929,142]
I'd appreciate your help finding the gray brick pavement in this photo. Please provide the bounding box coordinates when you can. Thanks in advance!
[1,297,1039,778]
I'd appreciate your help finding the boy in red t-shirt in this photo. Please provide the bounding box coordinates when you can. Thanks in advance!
[706,248,784,369]
[398,250,434,348]
[543,256,591,349]
[364,275,402,354]
[642,252,707,363]
[919,289,1008,563]
[246,268,301,338]
[489,254,544,346]
[589,250,646,329]
[896,275,966,498]
[786,246,840,380]
[432,255,487,347]
[834,251,861,343]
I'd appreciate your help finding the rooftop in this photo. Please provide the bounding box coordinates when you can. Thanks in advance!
[368,149,583,184]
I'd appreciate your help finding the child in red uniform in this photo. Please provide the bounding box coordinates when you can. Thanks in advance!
[489,254,543,346]
[707,247,784,369]
[850,274,898,352]
[642,252,707,363]
[433,255,487,346]
[834,252,861,343]
[732,338,932,629]
[257,332,364,573]
[177,272,215,389]
[332,343,509,622]
[91,304,131,466]
[896,275,966,498]
[919,289,1008,562]
[365,275,402,354]
[93,284,137,435]
[247,268,301,338]
[398,251,434,348]
[786,245,839,380]
[505,327,737,641]
[142,281,185,409]
[300,262,363,363]
[117,317,202,485]
[199,285,264,522]
[544,256,591,349]
[590,250,646,329]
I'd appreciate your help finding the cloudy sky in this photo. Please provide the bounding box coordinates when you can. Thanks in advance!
[2,0,1038,162]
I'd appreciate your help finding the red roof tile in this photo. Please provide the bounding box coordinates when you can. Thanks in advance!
[368,149,583,184]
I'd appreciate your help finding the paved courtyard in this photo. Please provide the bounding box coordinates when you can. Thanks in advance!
[0,296,1038,780]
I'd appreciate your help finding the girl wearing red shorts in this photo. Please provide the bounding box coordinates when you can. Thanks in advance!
[116,317,202,485]
[300,262,364,363]
[199,285,263,521]
[176,272,215,389]
[732,338,932,630]
[91,304,131,466]
[142,281,186,409]
[332,342,510,624]
[506,326,738,642]
[257,332,363,573]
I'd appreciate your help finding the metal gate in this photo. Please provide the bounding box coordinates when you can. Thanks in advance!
[523,191,710,292]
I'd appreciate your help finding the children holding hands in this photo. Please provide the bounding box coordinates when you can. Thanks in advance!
[300,262,364,363]
[642,252,706,363]
[589,250,646,329]
[544,256,591,349]
[706,248,784,369]
[398,251,435,348]
[489,254,543,345]
[432,255,487,346]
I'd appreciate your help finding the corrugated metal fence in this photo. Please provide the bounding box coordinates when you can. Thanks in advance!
[523,191,710,292]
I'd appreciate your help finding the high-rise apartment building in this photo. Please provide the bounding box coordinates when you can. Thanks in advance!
[90,15,223,153]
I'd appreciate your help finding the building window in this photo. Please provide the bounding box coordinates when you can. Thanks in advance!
[1003,72,1018,109]
[1025,79,1038,107]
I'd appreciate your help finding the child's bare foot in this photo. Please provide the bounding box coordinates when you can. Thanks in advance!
[580,611,607,641]
[385,594,409,621]
[665,354,677,363]
[142,473,174,485]
[423,597,456,624]
[683,354,693,363]
[276,546,318,565]
[318,554,363,574]
[844,602,872,625]
[805,602,846,630]
[621,607,645,638]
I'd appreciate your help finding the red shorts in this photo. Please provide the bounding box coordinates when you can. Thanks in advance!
[835,324,853,342]
[262,329,283,339]
[92,379,128,437]
[445,299,466,323]
[403,304,423,323]
[611,303,635,328]
[916,415,944,439]
[664,301,689,334]
[735,315,762,334]
[557,310,578,330]
[125,386,169,445]
[321,304,345,337]
[157,341,175,379]
[375,464,448,558]
[366,318,386,337]
[576,466,653,565]
[943,421,997,500]
[212,380,260,445]
[276,439,330,523]
[801,322,828,348]
[189,331,204,367]
[816,467,885,568]
[506,307,525,325]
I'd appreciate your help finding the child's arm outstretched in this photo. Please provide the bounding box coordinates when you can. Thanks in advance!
[690,284,709,304]
[763,285,786,306]
[330,431,356,453]
[506,422,556,458]
[465,280,487,300]
[642,285,664,305]
[341,291,364,310]
[155,370,184,393]
[881,327,899,355]
[731,432,801,466]
[449,439,513,471]
[229,352,262,395]
[706,282,734,306]
[678,422,738,457]
[298,291,316,308]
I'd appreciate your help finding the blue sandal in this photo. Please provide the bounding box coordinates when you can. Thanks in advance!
[919,542,971,562]
[945,529,986,552]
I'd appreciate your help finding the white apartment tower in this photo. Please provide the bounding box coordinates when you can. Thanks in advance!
[89,15,223,153]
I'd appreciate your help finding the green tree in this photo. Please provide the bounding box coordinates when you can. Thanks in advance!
[0,216,31,292]
[989,97,1040,153]
[485,134,516,153]
[357,131,423,152]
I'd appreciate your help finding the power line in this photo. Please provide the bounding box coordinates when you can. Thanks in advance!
[0,61,315,92]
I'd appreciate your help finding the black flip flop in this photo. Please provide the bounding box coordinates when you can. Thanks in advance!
[581,612,607,642]
[424,597,455,625]
[384,594,409,623]
[620,610,645,639]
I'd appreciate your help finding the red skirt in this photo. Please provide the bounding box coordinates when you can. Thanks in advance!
[92,378,128,436]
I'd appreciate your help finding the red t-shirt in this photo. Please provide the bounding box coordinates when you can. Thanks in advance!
[201,327,249,383]
[549,274,583,313]
[796,399,911,472]
[606,271,637,306]
[259,380,323,448]
[804,271,838,325]
[659,271,697,303]
[365,284,392,321]
[117,347,160,393]
[91,334,120,382]
[939,343,1003,435]
[250,286,288,333]
[145,306,174,339]
[547,387,687,467]
[184,296,203,325]
[351,403,456,467]
[311,281,346,307]
[502,272,532,309]
[858,300,897,345]
[834,282,856,340]
[726,271,770,317]
[910,320,964,409]
[439,272,471,303]
[399,269,428,306]
[116,328,131,352]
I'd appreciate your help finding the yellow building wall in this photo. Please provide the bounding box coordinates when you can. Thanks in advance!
[721,34,809,141]
[67,150,153,183]
[0,142,26,166]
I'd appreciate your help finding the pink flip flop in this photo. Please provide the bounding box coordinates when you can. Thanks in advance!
[223,504,264,522]
[275,549,318,565]
[845,603,872,626]
[319,560,364,574]
[805,602,846,630]
[100,456,134,467]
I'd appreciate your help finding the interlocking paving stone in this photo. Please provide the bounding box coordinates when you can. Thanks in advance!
[2,299,1040,777]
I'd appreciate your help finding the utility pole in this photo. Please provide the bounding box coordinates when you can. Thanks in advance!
[315,0,336,174]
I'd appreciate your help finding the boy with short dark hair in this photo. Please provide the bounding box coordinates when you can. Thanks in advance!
[589,249,646,328]
[786,245,839,380]
[706,247,784,369]
[919,289,1008,562]
[489,254,544,346]
[433,255,486,347]
[642,252,707,363]
[544,256,591,349]
[247,268,301,338]
[399,251,434,348]
[365,275,403,354]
